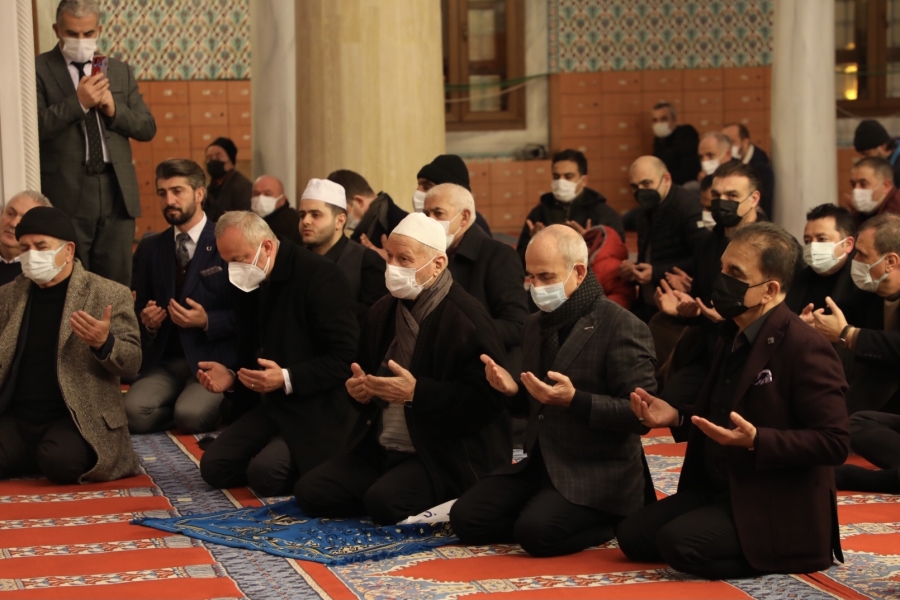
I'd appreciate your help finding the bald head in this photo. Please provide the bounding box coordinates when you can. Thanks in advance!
[629,155,672,201]
[253,175,285,199]
[525,225,588,303]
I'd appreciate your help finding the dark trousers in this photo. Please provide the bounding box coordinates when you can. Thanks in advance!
[850,411,900,468]
[71,170,134,287]
[294,446,438,525]
[199,406,298,497]
[450,455,622,557]
[844,359,900,414]
[616,491,759,580]
[0,414,96,484]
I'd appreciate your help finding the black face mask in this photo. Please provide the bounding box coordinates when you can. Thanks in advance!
[710,199,743,228]
[710,272,770,320]
[634,188,662,212]
[206,160,227,179]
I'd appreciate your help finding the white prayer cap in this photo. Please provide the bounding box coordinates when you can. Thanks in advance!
[300,178,346,210]
[391,212,447,253]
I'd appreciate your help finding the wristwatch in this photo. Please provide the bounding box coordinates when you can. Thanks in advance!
[838,325,853,347]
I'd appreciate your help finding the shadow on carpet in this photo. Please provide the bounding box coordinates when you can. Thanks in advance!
[135,499,457,565]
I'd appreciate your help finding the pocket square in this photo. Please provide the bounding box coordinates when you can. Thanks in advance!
[200,266,223,276]
[753,369,773,386]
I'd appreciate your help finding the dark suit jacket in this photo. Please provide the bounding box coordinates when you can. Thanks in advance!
[264,204,302,246]
[350,192,408,248]
[36,46,155,218]
[516,189,625,264]
[449,225,528,352]
[206,170,252,222]
[636,184,707,287]
[678,302,850,573]
[351,283,511,501]
[747,147,776,220]
[500,291,658,515]
[841,289,900,364]
[654,124,701,185]
[323,235,387,326]
[228,238,359,473]
[785,254,857,314]
[133,219,237,375]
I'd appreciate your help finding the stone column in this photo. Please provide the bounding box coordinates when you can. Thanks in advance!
[295,1,446,210]
[0,0,41,201]
[771,0,837,237]
[251,0,297,204]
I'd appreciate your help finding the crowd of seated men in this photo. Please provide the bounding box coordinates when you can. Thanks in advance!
[12,1,900,577]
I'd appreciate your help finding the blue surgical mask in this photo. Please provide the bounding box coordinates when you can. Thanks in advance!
[527,267,574,312]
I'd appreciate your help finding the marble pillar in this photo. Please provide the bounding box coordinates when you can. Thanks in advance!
[0,0,41,201]
[295,1,446,210]
[771,0,837,237]
[250,0,297,204]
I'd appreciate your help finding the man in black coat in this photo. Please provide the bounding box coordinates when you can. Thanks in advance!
[250,175,303,246]
[451,225,658,557]
[295,213,510,525]
[853,119,900,189]
[330,169,408,259]
[0,192,52,287]
[651,102,701,186]
[622,156,707,322]
[787,204,857,314]
[423,183,528,368]
[204,138,252,222]
[196,212,359,497]
[723,124,776,219]
[414,155,491,235]
[298,178,387,326]
[516,149,625,265]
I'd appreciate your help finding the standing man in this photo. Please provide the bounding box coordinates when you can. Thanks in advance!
[722,123,775,219]
[36,0,156,287]
[622,156,707,322]
[853,119,900,188]
[451,225,657,557]
[651,102,701,186]
[697,132,737,182]
[204,137,252,222]
[0,192,53,287]
[298,178,387,324]
[250,174,302,245]
[197,212,358,497]
[848,157,900,227]
[414,155,491,235]
[126,160,236,434]
[618,222,849,579]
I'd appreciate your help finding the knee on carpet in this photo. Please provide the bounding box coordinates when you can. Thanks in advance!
[448,494,498,545]
[124,400,165,434]
[512,516,575,557]
[199,448,237,489]
[173,402,220,434]
[362,484,407,525]
[36,442,89,485]
[246,458,290,497]
[293,470,332,516]
[615,515,660,562]
[655,523,699,573]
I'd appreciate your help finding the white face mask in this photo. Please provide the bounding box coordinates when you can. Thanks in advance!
[412,190,427,213]
[731,145,742,160]
[700,209,716,231]
[803,238,848,275]
[851,255,889,293]
[527,267,575,312]
[852,188,879,214]
[228,242,271,292]
[701,159,720,176]
[652,122,672,138]
[20,244,67,285]
[251,194,281,218]
[385,257,436,300]
[346,213,361,231]
[60,37,98,64]
[551,178,580,203]
[435,212,462,248]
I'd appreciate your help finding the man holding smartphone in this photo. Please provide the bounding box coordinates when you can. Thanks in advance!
[36,0,156,287]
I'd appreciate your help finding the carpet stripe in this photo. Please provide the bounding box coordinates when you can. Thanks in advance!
[0,523,175,548]
[0,548,215,579]
[463,581,750,599]
[0,577,242,599]
[799,572,874,600]
[2,497,173,520]
[0,536,201,559]
[0,475,154,495]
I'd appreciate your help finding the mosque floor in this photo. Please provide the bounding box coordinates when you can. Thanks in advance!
[1,429,897,599]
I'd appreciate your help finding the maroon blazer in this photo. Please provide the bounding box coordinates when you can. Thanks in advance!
[678,301,850,573]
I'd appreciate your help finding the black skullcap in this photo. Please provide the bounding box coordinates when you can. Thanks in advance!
[854,120,892,152]
[16,206,77,245]
[416,154,471,191]
[208,137,238,165]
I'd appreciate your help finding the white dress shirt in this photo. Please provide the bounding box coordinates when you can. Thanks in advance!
[66,58,111,164]
[174,213,207,261]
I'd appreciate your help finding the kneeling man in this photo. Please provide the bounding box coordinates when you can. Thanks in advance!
[0,208,141,483]
[617,222,850,579]
[295,213,511,525]
[450,225,658,557]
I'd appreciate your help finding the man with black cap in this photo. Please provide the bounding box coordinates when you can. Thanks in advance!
[204,137,252,222]
[854,119,900,188]
[0,207,141,484]
[415,154,492,235]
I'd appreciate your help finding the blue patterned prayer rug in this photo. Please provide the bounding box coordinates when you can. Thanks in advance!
[133,499,458,565]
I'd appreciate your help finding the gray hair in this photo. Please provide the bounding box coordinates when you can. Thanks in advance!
[528,224,588,272]
[859,213,900,256]
[652,101,677,120]
[214,211,276,247]
[56,0,101,26]
[425,183,476,215]
[8,190,52,208]
[703,131,732,155]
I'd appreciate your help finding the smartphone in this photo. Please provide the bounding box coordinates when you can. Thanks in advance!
[91,55,108,77]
